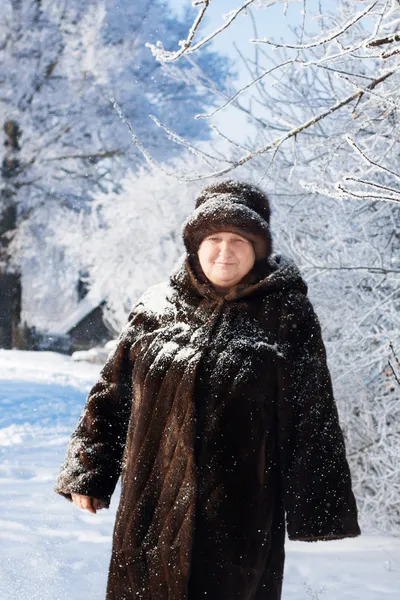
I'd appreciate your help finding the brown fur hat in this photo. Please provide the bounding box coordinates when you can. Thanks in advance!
[182,179,273,260]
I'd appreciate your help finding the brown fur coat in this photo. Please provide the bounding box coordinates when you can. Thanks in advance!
[54,251,360,600]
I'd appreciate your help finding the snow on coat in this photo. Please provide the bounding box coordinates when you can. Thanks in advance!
[54,251,360,600]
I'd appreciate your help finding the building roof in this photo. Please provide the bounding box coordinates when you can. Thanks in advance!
[50,290,105,336]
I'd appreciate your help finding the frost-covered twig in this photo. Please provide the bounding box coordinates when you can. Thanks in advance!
[302,263,400,275]
[195,60,294,120]
[329,69,400,110]
[382,46,400,58]
[336,185,400,204]
[134,0,400,210]
[146,0,256,63]
[337,177,400,204]
[210,124,253,152]
[181,53,270,131]
[388,342,400,386]
[173,70,396,181]
[149,115,233,165]
[251,1,378,50]
[343,177,400,197]
[109,97,161,171]
[366,32,400,47]
[110,98,224,181]
[345,136,400,181]
[41,150,123,162]
[349,430,400,458]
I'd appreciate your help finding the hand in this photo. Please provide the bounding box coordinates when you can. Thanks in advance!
[71,493,107,514]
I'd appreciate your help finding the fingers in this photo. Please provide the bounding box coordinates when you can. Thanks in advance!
[71,493,96,514]
[83,496,96,514]
[70,494,107,513]
[92,498,106,511]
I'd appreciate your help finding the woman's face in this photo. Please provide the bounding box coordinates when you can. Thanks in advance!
[197,231,256,291]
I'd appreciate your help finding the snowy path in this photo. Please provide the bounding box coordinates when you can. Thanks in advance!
[0,349,399,600]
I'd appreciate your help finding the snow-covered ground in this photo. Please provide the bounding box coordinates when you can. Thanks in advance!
[0,349,399,600]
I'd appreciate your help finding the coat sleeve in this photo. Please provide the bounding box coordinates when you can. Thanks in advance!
[276,290,361,542]
[54,301,147,508]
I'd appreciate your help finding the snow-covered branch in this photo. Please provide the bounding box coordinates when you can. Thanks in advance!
[251,1,378,50]
[388,342,400,386]
[146,0,256,62]
[129,69,394,182]
[117,0,400,206]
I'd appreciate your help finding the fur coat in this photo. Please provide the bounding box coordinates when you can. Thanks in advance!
[54,250,360,600]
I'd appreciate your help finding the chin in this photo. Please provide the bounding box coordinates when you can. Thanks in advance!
[213,278,237,287]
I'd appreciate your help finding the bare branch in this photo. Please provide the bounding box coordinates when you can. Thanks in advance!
[180,53,270,130]
[173,70,396,181]
[366,32,400,48]
[343,176,400,198]
[109,98,215,181]
[148,115,233,165]
[210,124,253,152]
[146,0,256,63]
[315,64,375,83]
[330,69,400,110]
[195,60,294,120]
[306,264,400,275]
[388,341,400,388]
[388,361,400,385]
[251,2,378,51]
[382,47,400,59]
[348,430,400,458]
[389,342,400,371]
[109,97,161,170]
[345,136,400,181]
[41,150,123,162]
[336,183,400,204]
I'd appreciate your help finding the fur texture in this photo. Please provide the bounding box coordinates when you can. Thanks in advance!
[182,180,273,260]
[54,250,360,600]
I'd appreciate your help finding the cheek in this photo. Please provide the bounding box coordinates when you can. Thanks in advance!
[242,247,255,267]
[204,244,214,255]
[198,245,214,266]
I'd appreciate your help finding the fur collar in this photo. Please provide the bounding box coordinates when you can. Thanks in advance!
[169,252,308,302]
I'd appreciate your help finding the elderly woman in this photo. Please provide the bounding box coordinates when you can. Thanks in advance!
[55,180,360,600]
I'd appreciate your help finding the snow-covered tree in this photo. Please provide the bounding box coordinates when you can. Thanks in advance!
[61,154,205,331]
[1,0,230,210]
[139,0,400,202]
[0,0,231,331]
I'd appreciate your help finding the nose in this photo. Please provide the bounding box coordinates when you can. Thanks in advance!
[218,241,233,257]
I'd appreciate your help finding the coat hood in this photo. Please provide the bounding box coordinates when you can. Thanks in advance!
[169,251,308,302]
